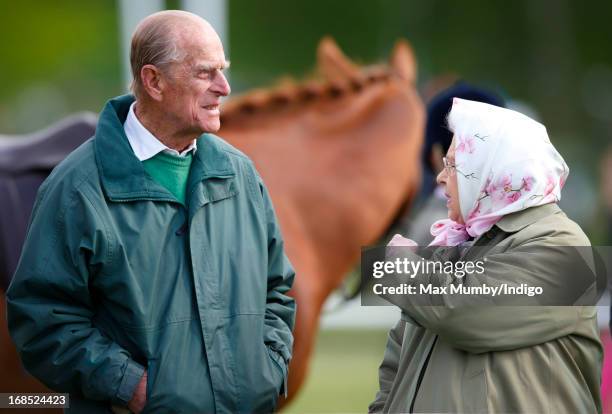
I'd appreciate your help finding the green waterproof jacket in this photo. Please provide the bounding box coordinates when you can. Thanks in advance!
[369,203,603,413]
[7,95,296,414]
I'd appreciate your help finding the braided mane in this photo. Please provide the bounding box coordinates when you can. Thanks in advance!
[220,65,394,125]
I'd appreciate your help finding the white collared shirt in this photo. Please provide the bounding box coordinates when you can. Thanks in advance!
[123,102,197,161]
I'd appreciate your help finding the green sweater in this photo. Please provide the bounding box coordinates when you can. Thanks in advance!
[142,151,193,204]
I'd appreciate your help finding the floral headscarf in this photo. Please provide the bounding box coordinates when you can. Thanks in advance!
[429,98,569,246]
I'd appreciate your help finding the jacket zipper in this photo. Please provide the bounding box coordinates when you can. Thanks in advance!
[409,336,438,412]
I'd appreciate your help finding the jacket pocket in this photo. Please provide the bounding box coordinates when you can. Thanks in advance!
[266,346,287,398]
[142,359,157,414]
[242,340,284,413]
[225,314,283,413]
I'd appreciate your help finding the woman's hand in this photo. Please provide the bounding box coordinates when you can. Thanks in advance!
[387,234,418,251]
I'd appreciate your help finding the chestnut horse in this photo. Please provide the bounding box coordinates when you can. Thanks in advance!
[0,37,424,410]
[219,37,424,405]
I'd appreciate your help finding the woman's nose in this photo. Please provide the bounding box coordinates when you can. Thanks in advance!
[436,169,446,186]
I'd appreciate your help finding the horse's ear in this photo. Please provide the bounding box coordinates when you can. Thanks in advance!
[317,36,360,82]
[390,39,417,83]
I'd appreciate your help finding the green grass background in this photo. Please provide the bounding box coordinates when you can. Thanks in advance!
[285,329,389,414]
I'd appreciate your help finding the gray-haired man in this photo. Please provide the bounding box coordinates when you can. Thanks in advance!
[8,10,295,413]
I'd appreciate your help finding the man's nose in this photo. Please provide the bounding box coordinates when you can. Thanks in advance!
[212,71,231,96]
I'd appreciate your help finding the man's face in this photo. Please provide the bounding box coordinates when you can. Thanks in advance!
[161,26,230,134]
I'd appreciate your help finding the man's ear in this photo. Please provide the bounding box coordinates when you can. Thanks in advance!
[140,64,165,101]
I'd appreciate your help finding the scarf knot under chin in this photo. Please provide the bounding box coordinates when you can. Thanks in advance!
[429,215,502,247]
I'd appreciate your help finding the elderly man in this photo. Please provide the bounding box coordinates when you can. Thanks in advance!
[7,10,295,414]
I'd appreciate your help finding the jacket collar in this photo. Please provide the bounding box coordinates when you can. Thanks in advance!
[124,101,197,161]
[94,94,235,202]
[465,203,562,257]
[494,202,561,233]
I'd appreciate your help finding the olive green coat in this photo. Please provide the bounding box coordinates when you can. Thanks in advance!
[370,203,602,413]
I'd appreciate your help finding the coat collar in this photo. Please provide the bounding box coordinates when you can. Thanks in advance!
[494,202,561,233]
[94,95,235,202]
[124,101,197,161]
[465,203,562,257]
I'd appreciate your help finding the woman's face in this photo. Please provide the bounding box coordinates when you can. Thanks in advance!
[436,136,464,224]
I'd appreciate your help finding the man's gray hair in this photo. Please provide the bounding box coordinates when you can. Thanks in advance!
[129,18,185,98]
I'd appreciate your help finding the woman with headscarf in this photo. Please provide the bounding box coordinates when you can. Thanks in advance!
[406,81,507,245]
[369,98,602,413]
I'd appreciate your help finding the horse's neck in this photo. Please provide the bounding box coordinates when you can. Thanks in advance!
[283,148,417,291]
[223,84,423,295]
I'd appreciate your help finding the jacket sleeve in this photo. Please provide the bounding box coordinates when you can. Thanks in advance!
[382,241,597,354]
[257,175,296,394]
[6,183,144,406]
[368,318,405,413]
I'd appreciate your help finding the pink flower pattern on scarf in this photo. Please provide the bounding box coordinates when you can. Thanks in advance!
[456,136,476,154]
[428,98,569,247]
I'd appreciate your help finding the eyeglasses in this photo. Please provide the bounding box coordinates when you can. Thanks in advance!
[442,157,457,175]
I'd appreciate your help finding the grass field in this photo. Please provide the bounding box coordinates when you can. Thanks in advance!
[284,329,389,414]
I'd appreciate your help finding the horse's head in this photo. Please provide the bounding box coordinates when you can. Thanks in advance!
[220,38,424,288]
